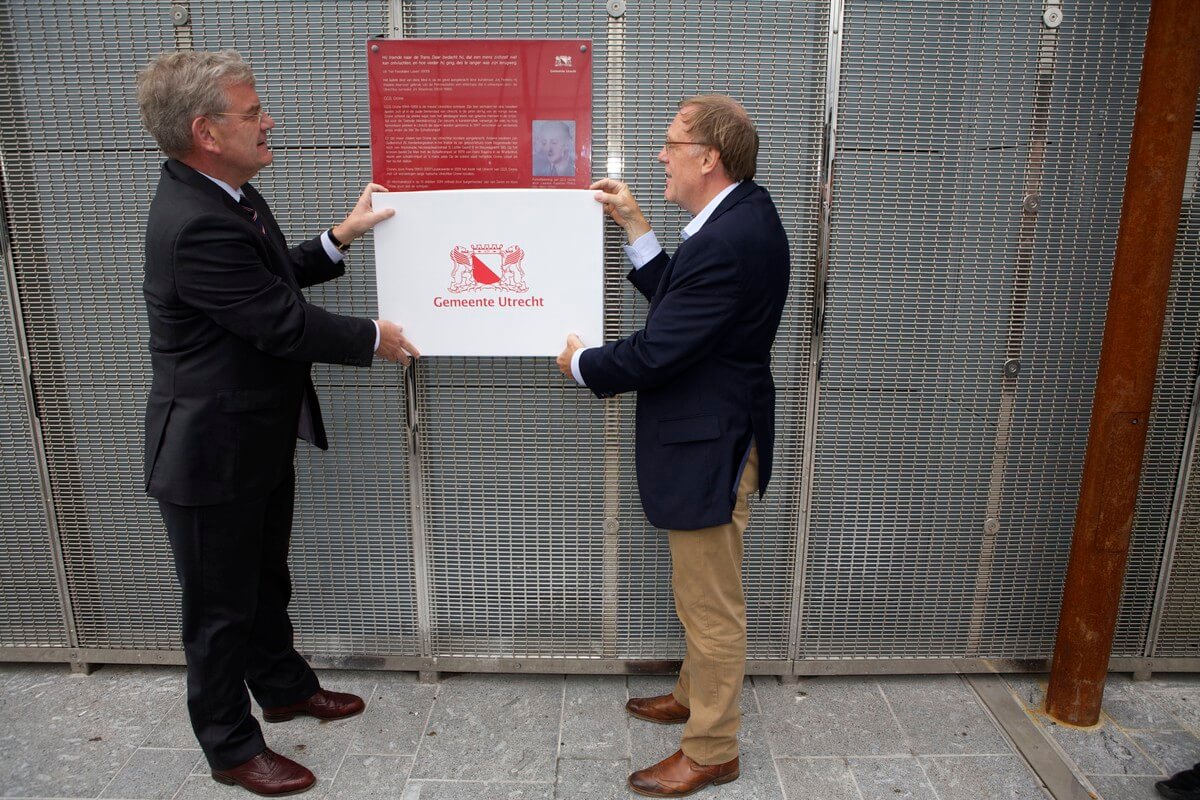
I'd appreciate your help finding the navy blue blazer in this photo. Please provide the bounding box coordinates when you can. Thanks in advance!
[580,181,790,530]
[142,159,375,506]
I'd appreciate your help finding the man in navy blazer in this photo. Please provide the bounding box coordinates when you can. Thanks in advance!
[138,50,417,796]
[557,95,789,797]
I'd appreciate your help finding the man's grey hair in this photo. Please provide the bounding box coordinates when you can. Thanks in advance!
[137,50,255,158]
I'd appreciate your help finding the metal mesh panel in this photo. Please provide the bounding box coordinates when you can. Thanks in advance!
[990,2,1150,657]
[1157,396,1200,657]
[190,2,419,657]
[1152,111,1200,659]
[0,209,63,648]
[405,1,615,659]
[616,2,824,661]
[0,0,1187,670]
[0,2,180,650]
[804,1,1149,659]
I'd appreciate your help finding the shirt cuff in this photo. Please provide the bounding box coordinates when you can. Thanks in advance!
[624,230,662,269]
[570,345,593,386]
[321,229,345,263]
[372,320,380,352]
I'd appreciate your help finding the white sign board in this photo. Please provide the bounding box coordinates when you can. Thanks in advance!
[372,189,603,356]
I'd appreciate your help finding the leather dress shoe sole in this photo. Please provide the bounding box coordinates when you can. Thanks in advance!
[625,694,691,725]
[263,707,364,723]
[627,708,690,725]
[263,689,366,723]
[212,773,316,797]
[627,770,740,798]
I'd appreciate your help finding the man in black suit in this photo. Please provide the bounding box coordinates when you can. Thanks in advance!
[137,50,418,796]
[557,95,789,797]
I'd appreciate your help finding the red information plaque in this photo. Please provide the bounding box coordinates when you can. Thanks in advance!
[368,39,593,191]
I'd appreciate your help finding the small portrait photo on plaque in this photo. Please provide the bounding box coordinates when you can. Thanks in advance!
[532,119,576,177]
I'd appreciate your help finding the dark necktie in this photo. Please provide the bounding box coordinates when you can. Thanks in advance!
[237,196,266,235]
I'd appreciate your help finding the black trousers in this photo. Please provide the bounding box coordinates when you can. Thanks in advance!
[159,470,319,769]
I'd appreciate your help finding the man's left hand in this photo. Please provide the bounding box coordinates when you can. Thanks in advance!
[557,333,585,378]
[332,183,395,245]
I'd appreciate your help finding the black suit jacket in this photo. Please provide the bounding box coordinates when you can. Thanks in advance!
[580,181,790,530]
[142,159,375,506]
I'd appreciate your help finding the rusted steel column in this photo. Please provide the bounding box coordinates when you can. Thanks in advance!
[1045,0,1200,726]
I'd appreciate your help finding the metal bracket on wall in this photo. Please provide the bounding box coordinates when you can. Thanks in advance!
[170,3,192,50]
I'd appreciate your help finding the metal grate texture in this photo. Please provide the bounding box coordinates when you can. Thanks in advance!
[0,197,62,648]
[616,1,823,661]
[1151,110,1200,659]
[189,0,418,657]
[0,0,180,649]
[804,1,1152,659]
[0,0,1192,669]
[406,1,616,659]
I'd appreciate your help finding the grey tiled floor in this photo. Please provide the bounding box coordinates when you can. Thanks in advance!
[1,664,1055,799]
[1001,673,1200,800]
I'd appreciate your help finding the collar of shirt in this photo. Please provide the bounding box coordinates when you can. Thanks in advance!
[680,181,741,241]
[196,170,245,203]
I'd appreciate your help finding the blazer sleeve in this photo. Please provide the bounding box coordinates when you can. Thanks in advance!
[580,237,742,396]
[173,213,375,366]
[290,235,346,289]
[627,250,670,301]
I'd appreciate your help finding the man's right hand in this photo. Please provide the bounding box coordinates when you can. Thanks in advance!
[375,320,420,365]
[590,178,651,244]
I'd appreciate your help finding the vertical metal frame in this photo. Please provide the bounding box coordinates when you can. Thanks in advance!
[788,0,844,664]
[388,0,434,673]
[600,0,627,660]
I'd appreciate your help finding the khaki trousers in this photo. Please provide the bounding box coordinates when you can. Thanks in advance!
[668,445,759,765]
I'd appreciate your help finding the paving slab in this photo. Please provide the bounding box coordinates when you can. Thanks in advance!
[849,755,939,800]
[0,665,182,798]
[1042,720,1158,777]
[349,671,437,757]
[558,676,630,761]
[774,757,860,800]
[409,674,562,782]
[554,758,631,800]
[1125,729,1198,777]
[878,675,1011,756]
[919,755,1051,800]
[399,779,554,799]
[1087,774,1164,800]
[757,677,907,758]
[98,747,203,799]
[327,754,414,800]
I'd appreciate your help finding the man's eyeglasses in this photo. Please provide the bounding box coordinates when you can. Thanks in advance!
[212,109,271,125]
[662,139,712,151]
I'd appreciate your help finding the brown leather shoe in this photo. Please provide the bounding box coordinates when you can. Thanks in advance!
[211,748,315,796]
[628,750,740,797]
[262,688,365,723]
[626,693,691,724]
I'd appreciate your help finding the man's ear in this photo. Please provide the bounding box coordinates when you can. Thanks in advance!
[700,148,722,177]
[191,115,221,155]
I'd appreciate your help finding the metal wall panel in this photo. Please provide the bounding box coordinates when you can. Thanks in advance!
[0,0,1189,670]
[405,1,616,659]
[1150,111,1200,659]
[805,0,1151,660]
[0,200,63,648]
[189,1,419,657]
[616,1,824,662]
